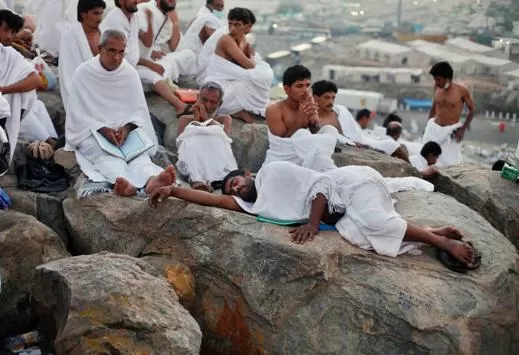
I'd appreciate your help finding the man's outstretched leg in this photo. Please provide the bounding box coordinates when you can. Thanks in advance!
[114,165,176,197]
[404,222,474,265]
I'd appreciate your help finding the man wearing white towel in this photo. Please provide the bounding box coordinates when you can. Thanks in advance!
[176,81,237,192]
[205,7,273,123]
[149,161,477,268]
[423,61,475,166]
[101,0,187,113]
[59,0,106,111]
[264,65,337,172]
[65,30,175,197]
[311,80,409,162]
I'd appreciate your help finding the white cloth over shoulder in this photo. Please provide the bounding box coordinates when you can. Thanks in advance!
[65,56,160,186]
[409,154,429,171]
[197,26,227,85]
[100,7,140,67]
[177,13,221,57]
[176,120,237,183]
[422,118,463,166]
[264,129,337,172]
[19,99,58,141]
[235,161,414,257]
[334,105,399,155]
[59,22,94,111]
[205,54,273,116]
[0,44,36,162]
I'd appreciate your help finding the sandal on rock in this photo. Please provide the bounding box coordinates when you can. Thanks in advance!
[436,241,482,274]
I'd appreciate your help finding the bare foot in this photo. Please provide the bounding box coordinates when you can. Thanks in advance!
[232,110,255,124]
[145,165,176,194]
[114,177,137,197]
[191,181,214,193]
[430,226,464,240]
[444,239,474,265]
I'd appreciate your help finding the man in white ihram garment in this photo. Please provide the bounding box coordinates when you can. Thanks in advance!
[101,0,187,113]
[149,160,478,269]
[64,29,176,197]
[176,81,236,193]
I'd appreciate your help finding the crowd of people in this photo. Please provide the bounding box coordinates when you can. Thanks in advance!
[0,0,478,270]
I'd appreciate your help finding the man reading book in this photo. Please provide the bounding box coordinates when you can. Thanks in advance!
[64,29,175,197]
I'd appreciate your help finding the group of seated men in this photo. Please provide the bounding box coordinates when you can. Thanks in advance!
[0,0,477,269]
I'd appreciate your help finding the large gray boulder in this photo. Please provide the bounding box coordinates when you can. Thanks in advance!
[31,252,202,355]
[434,164,519,248]
[0,211,69,337]
[63,191,518,354]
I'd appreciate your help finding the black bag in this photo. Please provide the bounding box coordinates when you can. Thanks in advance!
[14,149,69,193]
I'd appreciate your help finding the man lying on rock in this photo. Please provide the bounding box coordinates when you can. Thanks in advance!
[149,160,478,268]
[64,29,175,197]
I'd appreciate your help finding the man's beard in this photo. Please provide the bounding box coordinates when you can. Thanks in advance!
[159,1,176,13]
[125,4,138,13]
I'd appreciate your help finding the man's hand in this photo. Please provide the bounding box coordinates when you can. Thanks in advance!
[453,127,465,142]
[149,186,174,207]
[149,62,165,76]
[151,50,166,60]
[289,223,319,244]
[167,9,179,23]
[245,43,255,59]
[145,8,152,22]
[98,127,119,146]
[192,101,208,122]
[115,126,130,146]
[422,166,439,179]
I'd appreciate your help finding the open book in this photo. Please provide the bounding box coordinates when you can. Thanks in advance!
[91,127,154,162]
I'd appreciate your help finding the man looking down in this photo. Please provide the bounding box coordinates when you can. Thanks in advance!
[64,29,175,197]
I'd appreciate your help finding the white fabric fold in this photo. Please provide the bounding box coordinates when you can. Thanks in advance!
[264,129,337,172]
[196,26,227,86]
[0,44,37,161]
[409,154,429,171]
[0,93,10,119]
[176,120,238,183]
[204,54,273,116]
[422,118,463,166]
[177,13,221,56]
[59,22,94,111]
[19,99,58,141]
[334,105,399,155]
[235,161,414,257]
[383,176,434,193]
[100,7,140,67]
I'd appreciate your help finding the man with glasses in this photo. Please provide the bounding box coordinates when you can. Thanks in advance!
[175,81,237,192]
[64,29,176,197]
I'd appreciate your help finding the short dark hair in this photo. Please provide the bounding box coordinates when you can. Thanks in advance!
[228,7,254,25]
[311,80,337,97]
[77,0,106,22]
[429,61,453,80]
[492,160,506,171]
[282,65,311,86]
[355,109,371,121]
[420,141,442,157]
[386,123,402,137]
[382,113,402,128]
[200,81,224,101]
[222,169,246,195]
[0,10,24,32]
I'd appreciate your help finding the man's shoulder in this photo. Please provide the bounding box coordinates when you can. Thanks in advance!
[453,81,470,94]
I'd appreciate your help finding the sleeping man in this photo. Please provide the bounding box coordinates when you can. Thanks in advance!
[149,160,477,268]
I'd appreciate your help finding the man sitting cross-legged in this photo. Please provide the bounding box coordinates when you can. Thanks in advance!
[149,161,477,268]
[64,29,175,197]
[205,7,273,123]
[176,81,237,192]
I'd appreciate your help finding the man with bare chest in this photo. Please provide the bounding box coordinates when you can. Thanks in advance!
[59,0,106,110]
[423,61,475,166]
[263,65,337,172]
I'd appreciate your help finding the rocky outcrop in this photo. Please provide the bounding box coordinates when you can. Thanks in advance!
[434,164,519,248]
[0,211,69,337]
[31,252,202,355]
[63,191,518,354]
[0,174,70,244]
